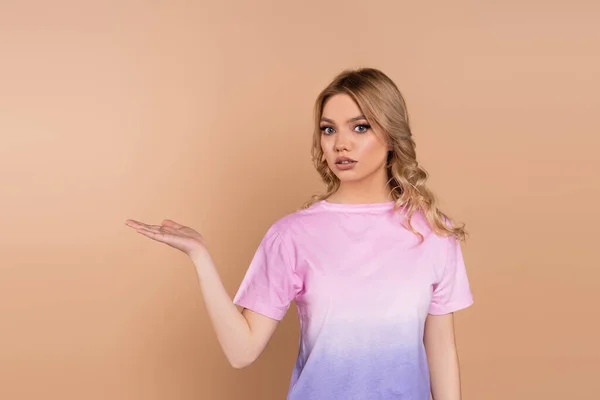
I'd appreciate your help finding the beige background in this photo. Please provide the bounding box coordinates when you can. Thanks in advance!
[1,1,599,399]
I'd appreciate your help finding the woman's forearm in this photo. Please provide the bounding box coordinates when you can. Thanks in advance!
[427,342,462,400]
[424,313,463,400]
[192,253,257,368]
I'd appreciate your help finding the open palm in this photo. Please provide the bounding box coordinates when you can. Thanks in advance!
[125,218,207,258]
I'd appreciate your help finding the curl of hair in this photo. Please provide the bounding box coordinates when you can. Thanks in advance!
[301,67,467,243]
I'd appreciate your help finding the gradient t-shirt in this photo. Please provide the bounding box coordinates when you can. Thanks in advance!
[233,200,474,400]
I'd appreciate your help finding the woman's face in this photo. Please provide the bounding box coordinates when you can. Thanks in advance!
[320,94,390,184]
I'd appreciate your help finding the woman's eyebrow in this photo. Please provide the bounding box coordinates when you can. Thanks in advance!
[320,115,367,124]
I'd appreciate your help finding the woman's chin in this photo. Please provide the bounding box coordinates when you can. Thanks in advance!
[334,172,363,183]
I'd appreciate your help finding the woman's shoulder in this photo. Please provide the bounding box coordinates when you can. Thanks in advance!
[266,201,326,237]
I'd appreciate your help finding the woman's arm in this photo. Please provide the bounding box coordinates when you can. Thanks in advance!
[193,253,280,368]
[424,313,463,400]
[125,219,280,369]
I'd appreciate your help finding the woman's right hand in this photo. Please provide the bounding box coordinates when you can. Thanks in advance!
[125,217,280,369]
[125,218,209,260]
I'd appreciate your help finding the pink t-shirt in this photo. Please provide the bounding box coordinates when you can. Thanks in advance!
[233,200,474,400]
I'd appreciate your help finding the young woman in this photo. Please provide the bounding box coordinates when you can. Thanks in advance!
[125,68,474,400]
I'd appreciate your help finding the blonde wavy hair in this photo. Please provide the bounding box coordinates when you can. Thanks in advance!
[302,67,467,243]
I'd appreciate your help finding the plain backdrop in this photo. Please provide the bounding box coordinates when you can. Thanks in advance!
[1,1,599,399]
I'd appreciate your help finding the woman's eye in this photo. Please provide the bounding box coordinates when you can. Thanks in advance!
[355,124,370,133]
[320,126,335,135]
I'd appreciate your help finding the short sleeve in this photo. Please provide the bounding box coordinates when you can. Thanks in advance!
[233,225,302,321]
[428,235,474,315]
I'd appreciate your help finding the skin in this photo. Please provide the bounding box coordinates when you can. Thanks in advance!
[124,93,463,399]
[319,93,392,204]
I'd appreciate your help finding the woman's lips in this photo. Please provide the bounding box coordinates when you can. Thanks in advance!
[335,158,357,170]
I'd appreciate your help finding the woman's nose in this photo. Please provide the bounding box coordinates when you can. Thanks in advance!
[335,143,347,151]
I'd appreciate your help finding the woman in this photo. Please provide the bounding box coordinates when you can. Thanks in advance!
[125,67,474,400]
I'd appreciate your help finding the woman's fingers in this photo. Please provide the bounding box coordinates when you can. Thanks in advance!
[162,219,183,229]
[125,219,154,230]
[126,219,184,231]
[126,220,167,232]
[162,219,201,238]
[136,224,179,241]
[125,219,140,228]
[135,226,166,240]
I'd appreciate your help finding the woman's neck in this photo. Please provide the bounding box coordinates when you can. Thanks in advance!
[326,182,392,205]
